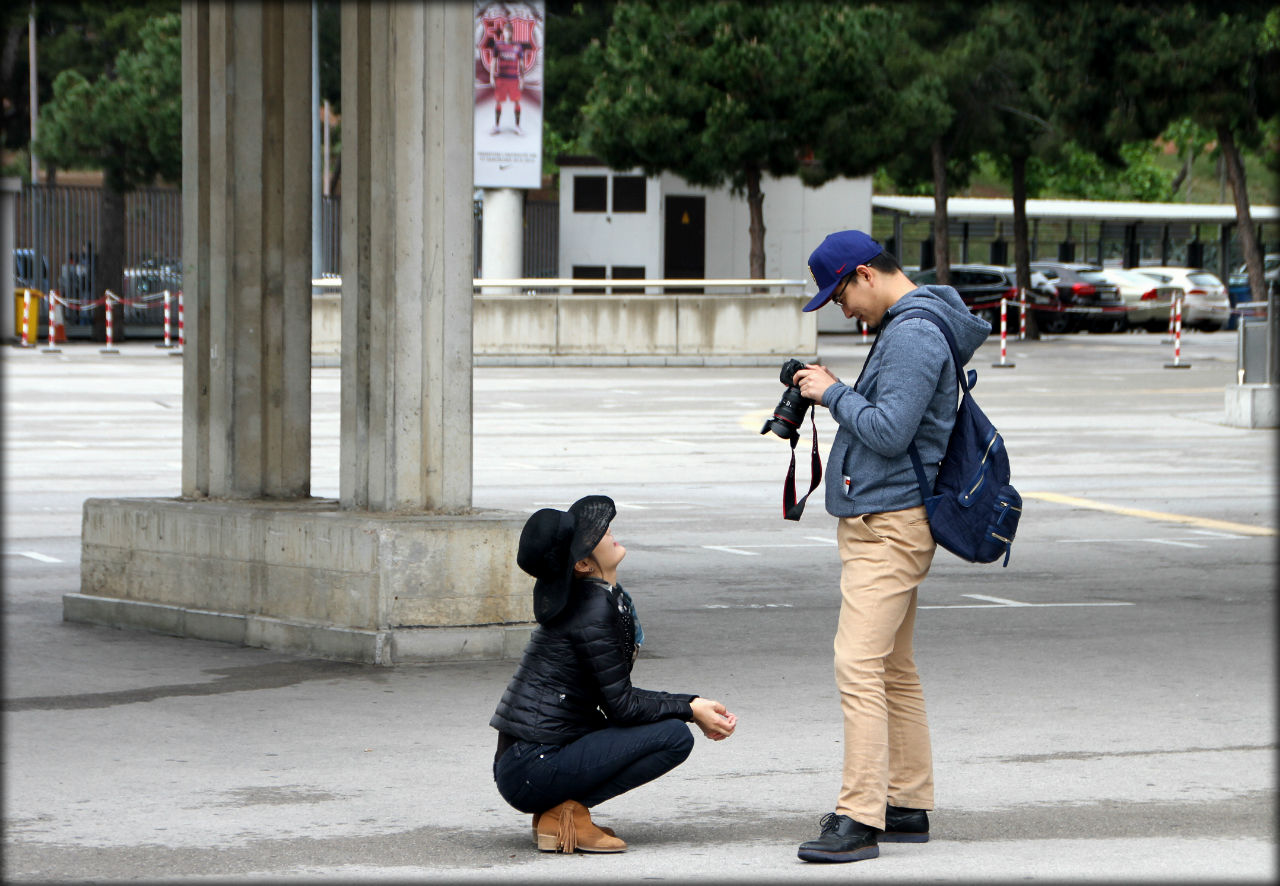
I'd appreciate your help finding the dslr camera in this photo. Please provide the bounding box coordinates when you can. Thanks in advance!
[761,358,812,441]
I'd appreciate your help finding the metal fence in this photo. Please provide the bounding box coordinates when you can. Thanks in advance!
[521,200,559,278]
[16,184,183,333]
[870,212,1277,280]
[12,184,560,338]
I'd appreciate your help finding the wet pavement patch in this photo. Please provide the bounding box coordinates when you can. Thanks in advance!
[3,660,374,712]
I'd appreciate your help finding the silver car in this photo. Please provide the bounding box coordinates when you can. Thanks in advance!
[1129,267,1231,331]
[1098,268,1181,332]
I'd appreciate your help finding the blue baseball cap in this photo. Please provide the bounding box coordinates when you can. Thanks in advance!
[803,230,884,312]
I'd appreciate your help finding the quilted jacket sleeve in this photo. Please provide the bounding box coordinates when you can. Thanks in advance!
[572,589,696,726]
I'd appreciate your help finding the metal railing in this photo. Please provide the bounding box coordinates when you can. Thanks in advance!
[16,184,182,332]
[311,277,808,296]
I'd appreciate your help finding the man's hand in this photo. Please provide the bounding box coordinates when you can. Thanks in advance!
[793,364,840,405]
[690,697,737,741]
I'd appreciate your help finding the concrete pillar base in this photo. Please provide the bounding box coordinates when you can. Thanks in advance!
[1224,383,1278,429]
[68,498,534,665]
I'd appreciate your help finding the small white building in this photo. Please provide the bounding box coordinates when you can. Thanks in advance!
[556,157,870,330]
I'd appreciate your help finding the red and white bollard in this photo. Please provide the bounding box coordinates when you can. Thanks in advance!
[42,291,62,353]
[1018,287,1027,341]
[991,297,1016,368]
[20,289,32,347]
[861,319,869,343]
[177,291,184,346]
[1164,296,1190,369]
[100,291,120,354]
[158,290,173,348]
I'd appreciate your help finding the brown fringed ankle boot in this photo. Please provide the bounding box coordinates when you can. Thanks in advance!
[532,811,616,844]
[535,800,627,853]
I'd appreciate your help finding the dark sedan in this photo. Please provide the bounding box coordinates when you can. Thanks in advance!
[909,264,1057,332]
[1028,262,1125,334]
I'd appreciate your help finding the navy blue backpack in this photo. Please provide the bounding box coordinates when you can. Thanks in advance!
[898,310,1022,567]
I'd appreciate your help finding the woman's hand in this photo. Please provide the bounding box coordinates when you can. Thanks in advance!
[690,697,737,741]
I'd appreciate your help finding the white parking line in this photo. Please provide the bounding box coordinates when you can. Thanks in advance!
[1058,527,1250,549]
[702,603,794,609]
[965,594,1032,606]
[919,593,1134,610]
[703,545,757,556]
[702,543,833,556]
[7,551,63,563]
[1060,537,1207,548]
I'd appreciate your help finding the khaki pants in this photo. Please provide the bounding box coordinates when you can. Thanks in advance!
[833,505,936,829]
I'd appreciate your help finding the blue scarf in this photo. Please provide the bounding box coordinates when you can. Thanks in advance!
[616,584,644,647]
[582,577,644,646]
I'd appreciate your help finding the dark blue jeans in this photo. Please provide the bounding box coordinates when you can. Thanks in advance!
[493,719,694,813]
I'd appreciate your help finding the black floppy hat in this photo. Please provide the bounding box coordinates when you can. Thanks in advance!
[517,494,617,625]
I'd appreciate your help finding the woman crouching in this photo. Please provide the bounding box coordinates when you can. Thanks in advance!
[490,494,737,853]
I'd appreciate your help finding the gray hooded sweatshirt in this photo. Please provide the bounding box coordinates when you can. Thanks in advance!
[820,284,991,517]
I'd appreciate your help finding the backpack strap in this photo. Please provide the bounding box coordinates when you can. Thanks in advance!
[891,309,966,499]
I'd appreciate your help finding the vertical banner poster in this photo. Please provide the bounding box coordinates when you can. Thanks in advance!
[474,2,545,189]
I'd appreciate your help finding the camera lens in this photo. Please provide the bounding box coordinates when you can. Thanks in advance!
[762,385,809,440]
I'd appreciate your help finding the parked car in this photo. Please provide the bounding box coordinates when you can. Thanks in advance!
[1028,262,1125,334]
[1097,268,1181,332]
[1129,266,1230,331]
[1227,253,1280,305]
[13,248,50,294]
[908,264,1057,331]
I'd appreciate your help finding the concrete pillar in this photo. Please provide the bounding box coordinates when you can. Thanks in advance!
[481,187,524,287]
[69,0,532,665]
[340,1,474,512]
[182,0,313,499]
[0,177,20,341]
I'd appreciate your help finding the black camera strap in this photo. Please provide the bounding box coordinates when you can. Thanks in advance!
[783,403,822,521]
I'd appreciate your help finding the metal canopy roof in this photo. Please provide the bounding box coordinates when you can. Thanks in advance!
[872,195,1279,224]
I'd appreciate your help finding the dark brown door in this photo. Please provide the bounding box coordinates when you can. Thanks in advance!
[664,196,705,293]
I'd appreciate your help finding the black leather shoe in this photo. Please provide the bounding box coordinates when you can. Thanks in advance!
[797,813,879,862]
[882,804,929,843]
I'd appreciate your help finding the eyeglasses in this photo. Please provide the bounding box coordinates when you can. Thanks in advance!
[831,276,852,307]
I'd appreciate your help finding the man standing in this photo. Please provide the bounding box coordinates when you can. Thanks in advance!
[488,21,526,135]
[791,230,990,863]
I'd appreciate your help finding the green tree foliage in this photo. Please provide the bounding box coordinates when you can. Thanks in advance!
[581,1,936,278]
[958,1,1053,323]
[1162,118,1217,201]
[790,3,947,188]
[1040,1,1279,301]
[36,13,181,192]
[1001,141,1170,203]
[1,0,178,170]
[34,12,181,335]
[875,1,1050,285]
[542,0,619,174]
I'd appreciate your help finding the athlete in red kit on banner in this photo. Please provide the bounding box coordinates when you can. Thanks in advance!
[487,21,527,135]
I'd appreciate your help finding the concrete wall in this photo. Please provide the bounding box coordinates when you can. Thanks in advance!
[1,177,20,341]
[314,289,818,365]
[71,497,533,664]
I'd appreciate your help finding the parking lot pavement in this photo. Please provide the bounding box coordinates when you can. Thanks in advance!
[3,330,1276,882]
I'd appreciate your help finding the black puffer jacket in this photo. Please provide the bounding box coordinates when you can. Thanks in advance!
[490,578,696,744]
